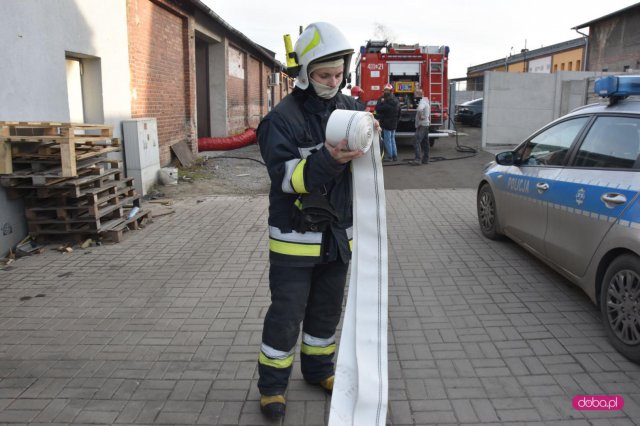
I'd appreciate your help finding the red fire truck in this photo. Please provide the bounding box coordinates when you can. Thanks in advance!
[353,40,450,136]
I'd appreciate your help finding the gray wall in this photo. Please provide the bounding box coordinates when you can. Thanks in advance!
[481,71,615,148]
[0,0,132,257]
[194,12,229,138]
[0,193,26,256]
[0,0,131,127]
[454,90,483,105]
[482,72,556,147]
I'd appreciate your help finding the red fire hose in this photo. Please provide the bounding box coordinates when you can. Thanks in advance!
[198,128,256,151]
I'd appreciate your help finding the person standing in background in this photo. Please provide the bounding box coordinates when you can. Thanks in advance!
[375,83,400,161]
[411,96,431,165]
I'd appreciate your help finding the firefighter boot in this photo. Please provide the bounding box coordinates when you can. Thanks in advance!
[304,373,335,394]
[319,375,334,394]
[260,394,286,420]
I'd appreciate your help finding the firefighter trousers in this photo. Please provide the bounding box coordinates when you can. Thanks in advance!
[258,261,349,396]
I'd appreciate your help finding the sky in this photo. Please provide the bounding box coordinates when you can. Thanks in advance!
[202,0,637,80]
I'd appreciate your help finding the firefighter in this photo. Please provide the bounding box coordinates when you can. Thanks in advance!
[255,22,368,420]
[351,85,366,110]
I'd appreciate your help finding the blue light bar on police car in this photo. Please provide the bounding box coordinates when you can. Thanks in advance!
[594,75,640,98]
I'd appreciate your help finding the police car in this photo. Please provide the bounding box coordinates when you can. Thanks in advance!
[477,75,640,363]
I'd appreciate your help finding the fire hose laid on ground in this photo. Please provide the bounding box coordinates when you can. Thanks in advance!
[324,110,389,426]
[197,128,256,151]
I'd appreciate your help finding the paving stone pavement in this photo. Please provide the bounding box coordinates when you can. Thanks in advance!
[1,190,639,425]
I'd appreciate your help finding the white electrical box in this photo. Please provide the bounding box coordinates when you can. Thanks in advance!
[122,118,160,196]
[268,73,280,86]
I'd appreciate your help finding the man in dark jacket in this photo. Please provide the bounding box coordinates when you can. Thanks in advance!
[255,22,365,421]
[375,84,400,161]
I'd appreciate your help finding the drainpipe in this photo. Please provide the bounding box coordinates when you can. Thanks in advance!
[574,27,589,71]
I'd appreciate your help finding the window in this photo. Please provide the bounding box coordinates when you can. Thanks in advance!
[561,63,565,71]
[553,64,558,73]
[568,62,573,71]
[65,53,104,124]
[519,117,589,166]
[66,58,84,122]
[576,60,581,70]
[574,116,640,169]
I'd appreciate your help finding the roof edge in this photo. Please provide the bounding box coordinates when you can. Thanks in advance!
[188,0,282,68]
[573,2,640,30]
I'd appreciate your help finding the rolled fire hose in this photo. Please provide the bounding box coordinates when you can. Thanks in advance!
[325,110,388,426]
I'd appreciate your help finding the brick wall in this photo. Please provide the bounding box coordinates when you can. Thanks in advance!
[247,56,262,128]
[227,45,246,134]
[227,45,280,134]
[127,0,196,166]
[274,73,293,103]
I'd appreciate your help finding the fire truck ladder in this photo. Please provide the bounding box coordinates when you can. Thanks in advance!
[428,58,444,126]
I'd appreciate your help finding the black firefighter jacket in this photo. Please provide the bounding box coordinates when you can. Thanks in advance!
[257,88,364,267]
[375,94,400,131]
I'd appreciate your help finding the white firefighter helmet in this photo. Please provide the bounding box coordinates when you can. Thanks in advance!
[293,22,354,90]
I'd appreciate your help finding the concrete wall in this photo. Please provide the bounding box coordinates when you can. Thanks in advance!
[193,15,227,138]
[0,0,131,130]
[0,0,131,257]
[0,192,26,257]
[481,71,614,148]
[559,79,590,117]
[482,72,556,147]
[454,90,483,105]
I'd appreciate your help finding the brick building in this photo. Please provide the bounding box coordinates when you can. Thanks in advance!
[573,2,640,73]
[462,3,640,92]
[465,38,586,91]
[127,0,290,165]
[0,0,291,256]
[127,0,196,165]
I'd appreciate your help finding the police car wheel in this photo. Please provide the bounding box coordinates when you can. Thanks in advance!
[477,184,502,240]
[600,254,640,363]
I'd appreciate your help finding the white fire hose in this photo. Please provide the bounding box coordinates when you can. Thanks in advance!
[325,110,388,426]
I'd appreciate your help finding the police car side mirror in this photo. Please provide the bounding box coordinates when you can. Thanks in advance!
[495,151,515,165]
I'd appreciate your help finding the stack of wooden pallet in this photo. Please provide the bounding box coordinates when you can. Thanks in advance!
[0,121,152,243]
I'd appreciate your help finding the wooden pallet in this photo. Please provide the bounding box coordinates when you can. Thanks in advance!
[1,161,118,200]
[24,183,140,221]
[30,207,153,244]
[11,142,120,162]
[21,173,133,202]
[0,156,119,187]
[0,121,118,177]
[27,204,125,234]
[100,209,153,243]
